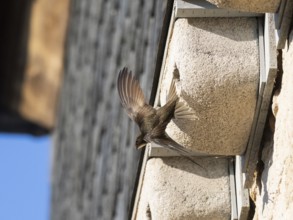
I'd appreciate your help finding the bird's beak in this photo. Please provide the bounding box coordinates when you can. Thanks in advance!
[137,143,147,149]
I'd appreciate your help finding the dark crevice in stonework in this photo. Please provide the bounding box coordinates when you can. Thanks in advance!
[173,63,180,81]
[274,49,283,95]
[248,196,256,220]
[146,204,152,220]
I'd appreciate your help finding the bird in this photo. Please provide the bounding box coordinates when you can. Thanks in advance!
[117,67,203,168]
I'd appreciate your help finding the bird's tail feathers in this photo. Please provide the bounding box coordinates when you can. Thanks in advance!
[174,101,197,120]
[167,78,177,102]
[167,140,205,169]
[168,79,197,120]
[172,144,205,170]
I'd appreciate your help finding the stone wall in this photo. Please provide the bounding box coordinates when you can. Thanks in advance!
[51,1,167,220]
[133,1,293,219]
[134,11,259,220]
[252,30,293,220]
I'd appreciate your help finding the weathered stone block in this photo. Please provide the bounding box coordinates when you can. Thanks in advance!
[136,157,230,220]
[206,0,280,13]
[160,18,259,155]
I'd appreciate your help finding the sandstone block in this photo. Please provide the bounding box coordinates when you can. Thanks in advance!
[160,18,259,155]
[136,157,231,220]
[206,0,280,13]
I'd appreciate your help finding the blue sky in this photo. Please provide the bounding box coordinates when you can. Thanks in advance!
[0,134,50,220]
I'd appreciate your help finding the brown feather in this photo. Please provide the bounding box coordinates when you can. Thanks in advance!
[144,134,204,168]
[117,68,151,122]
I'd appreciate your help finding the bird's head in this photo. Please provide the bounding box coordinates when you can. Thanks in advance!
[135,134,147,149]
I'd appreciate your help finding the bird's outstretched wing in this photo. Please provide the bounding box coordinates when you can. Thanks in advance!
[117,67,152,122]
[144,133,204,169]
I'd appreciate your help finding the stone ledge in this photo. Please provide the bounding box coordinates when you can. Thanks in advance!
[206,0,280,13]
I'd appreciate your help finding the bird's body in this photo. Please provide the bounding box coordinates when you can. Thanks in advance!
[117,67,202,167]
